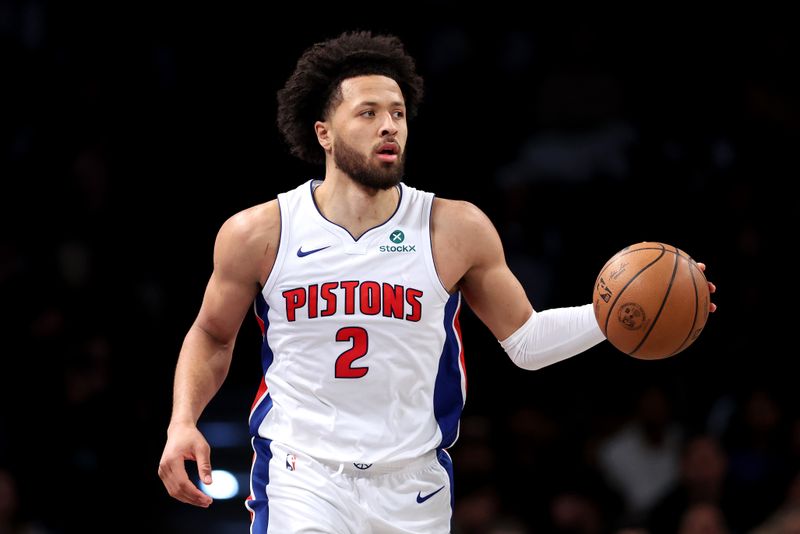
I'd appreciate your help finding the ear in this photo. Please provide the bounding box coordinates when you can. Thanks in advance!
[315,121,332,151]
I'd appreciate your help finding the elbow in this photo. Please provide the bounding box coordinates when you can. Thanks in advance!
[192,321,235,350]
[508,351,546,371]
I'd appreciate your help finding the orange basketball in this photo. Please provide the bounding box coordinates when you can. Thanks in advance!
[593,242,710,359]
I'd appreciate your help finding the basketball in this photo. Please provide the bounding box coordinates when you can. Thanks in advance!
[593,242,710,359]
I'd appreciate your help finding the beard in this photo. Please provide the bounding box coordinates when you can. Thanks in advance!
[333,137,405,190]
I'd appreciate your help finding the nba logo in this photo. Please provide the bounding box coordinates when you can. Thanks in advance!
[285,453,297,471]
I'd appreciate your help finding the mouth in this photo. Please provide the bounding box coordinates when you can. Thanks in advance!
[376,143,400,163]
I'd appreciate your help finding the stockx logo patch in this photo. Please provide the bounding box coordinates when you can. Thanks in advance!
[380,229,416,253]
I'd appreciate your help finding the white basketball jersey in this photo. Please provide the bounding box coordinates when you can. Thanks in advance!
[249,179,466,464]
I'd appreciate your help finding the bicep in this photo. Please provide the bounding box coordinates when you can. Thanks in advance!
[461,260,533,341]
[192,211,271,345]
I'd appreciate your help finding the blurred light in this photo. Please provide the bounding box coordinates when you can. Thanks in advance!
[199,421,249,448]
[199,470,239,500]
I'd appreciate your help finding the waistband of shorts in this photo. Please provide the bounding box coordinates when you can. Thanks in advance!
[317,450,438,477]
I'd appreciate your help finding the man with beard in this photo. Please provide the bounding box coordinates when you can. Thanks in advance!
[157,31,713,533]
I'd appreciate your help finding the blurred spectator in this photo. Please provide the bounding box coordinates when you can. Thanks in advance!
[677,502,728,534]
[495,121,637,189]
[753,508,800,534]
[486,516,530,534]
[721,388,790,530]
[0,468,51,534]
[549,491,604,534]
[598,384,683,524]
[451,415,502,533]
[647,434,733,534]
[752,470,800,534]
[452,485,502,534]
[501,404,565,528]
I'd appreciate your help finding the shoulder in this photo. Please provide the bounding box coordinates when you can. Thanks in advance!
[218,199,280,244]
[214,199,280,282]
[431,197,500,246]
[430,198,504,290]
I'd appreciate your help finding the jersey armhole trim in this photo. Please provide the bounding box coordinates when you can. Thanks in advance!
[424,194,452,301]
[261,193,289,297]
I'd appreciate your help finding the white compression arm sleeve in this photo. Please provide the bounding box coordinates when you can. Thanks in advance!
[499,304,606,370]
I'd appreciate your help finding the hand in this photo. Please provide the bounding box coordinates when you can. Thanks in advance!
[158,423,214,507]
[696,262,717,313]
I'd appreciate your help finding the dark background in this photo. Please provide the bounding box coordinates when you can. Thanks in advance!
[1,3,796,533]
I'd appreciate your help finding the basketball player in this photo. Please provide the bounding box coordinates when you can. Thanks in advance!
[157,31,715,532]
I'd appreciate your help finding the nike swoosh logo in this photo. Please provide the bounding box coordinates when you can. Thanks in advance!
[297,245,330,257]
[416,485,445,503]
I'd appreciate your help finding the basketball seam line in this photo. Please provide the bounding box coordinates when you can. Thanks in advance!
[598,246,683,275]
[630,246,680,356]
[669,258,700,357]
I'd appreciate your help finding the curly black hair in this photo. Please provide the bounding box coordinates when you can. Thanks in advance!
[277,30,424,165]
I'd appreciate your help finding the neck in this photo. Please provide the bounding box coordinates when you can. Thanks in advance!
[314,173,399,240]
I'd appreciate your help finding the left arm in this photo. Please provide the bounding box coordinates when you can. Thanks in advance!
[432,199,604,370]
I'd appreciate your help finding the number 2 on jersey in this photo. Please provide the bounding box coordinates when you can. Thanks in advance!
[335,327,369,378]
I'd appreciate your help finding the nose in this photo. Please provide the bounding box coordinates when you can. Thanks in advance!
[379,112,399,137]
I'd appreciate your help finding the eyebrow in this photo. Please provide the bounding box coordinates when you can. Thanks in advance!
[356,101,406,108]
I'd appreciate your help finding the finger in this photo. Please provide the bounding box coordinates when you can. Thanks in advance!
[708,281,716,293]
[167,467,213,507]
[159,458,213,507]
[709,302,717,313]
[195,444,213,485]
[696,262,706,272]
[176,478,213,507]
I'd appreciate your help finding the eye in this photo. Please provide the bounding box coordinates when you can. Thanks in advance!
[393,111,405,119]
[360,110,375,117]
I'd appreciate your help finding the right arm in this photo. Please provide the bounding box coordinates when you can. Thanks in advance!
[157,200,280,507]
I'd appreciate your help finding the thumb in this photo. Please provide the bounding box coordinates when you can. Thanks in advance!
[196,445,213,485]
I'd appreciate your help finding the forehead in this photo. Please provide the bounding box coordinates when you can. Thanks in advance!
[338,75,404,106]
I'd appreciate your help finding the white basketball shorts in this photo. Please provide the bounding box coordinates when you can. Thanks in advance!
[246,438,454,533]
